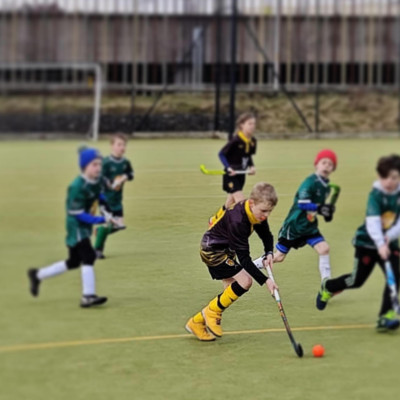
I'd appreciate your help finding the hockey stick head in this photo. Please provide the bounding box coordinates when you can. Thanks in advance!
[294,343,304,358]
[199,164,225,175]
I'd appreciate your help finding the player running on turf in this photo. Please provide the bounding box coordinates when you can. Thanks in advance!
[218,112,257,209]
[186,182,278,341]
[27,147,119,308]
[94,133,134,259]
[317,154,400,332]
[272,149,338,282]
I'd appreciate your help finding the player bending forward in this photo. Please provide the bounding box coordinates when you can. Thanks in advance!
[186,182,278,341]
[258,150,338,286]
[27,147,120,308]
[317,155,400,332]
[95,133,134,259]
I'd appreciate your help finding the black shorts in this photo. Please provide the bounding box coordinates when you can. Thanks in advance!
[66,238,96,269]
[276,233,325,254]
[111,208,123,218]
[200,247,243,280]
[223,174,246,194]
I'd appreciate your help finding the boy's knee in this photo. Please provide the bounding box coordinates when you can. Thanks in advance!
[273,252,286,263]
[240,275,253,290]
[316,242,330,255]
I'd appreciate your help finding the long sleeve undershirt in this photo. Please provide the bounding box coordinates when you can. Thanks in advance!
[385,218,400,242]
[218,150,230,169]
[366,216,385,248]
[75,213,105,225]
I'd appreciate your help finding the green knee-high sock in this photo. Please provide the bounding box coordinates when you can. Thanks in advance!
[95,225,114,251]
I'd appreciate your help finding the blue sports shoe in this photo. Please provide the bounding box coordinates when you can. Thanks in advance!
[376,310,400,333]
[316,279,332,311]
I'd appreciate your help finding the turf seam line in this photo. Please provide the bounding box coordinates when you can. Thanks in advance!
[0,324,372,354]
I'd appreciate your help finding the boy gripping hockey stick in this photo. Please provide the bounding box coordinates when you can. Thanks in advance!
[318,155,400,332]
[27,147,120,308]
[186,183,278,341]
[272,150,339,288]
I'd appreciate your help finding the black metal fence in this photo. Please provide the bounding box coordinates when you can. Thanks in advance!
[0,0,399,135]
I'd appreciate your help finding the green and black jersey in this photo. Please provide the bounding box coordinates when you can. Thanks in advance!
[279,173,331,240]
[102,155,134,212]
[354,181,400,250]
[66,175,104,247]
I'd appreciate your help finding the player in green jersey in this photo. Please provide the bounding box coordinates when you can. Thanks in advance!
[317,155,400,332]
[272,150,338,283]
[94,133,134,259]
[27,147,119,308]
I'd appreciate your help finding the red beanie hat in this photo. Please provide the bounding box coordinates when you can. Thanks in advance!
[314,149,337,170]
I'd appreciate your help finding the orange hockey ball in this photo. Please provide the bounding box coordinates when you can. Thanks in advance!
[312,344,325,357]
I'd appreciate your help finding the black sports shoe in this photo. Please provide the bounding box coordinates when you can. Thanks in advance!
[80,295,108,308]
[96,250,106,260]
[27,268,40,297]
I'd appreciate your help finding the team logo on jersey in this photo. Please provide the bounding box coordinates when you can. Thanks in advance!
[381,211,396,230]
[225,259,235,267]
[307,211,316,222]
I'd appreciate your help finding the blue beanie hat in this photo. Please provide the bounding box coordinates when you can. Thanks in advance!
[78,146,102,170]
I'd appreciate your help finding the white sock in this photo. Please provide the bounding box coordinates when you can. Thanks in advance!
[319,254,331,281]
[37,261,67,281]
[81,265,96,296]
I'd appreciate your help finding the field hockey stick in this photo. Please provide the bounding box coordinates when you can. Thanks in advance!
[328,183,341,206]
[384,260,400,314]
[266,265,303,358]
[199,164,250,176]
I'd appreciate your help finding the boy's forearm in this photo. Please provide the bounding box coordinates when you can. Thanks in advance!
[75,212,105,225]
[385,218,400,242]
[236,250,268,285]
[298,200,318,212]
[366,216,385,247]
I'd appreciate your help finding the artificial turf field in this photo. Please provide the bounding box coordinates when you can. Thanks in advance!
[1,138,399,400]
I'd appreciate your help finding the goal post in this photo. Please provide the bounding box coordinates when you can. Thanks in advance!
[0,63,102,141]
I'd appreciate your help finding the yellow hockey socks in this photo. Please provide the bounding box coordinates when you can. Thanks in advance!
[209,282,248,313]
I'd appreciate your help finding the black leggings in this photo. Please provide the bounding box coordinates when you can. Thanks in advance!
[326,247,400,316]
[66,238,96,269]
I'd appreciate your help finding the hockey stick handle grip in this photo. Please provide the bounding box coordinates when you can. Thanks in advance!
[266,265,281,301]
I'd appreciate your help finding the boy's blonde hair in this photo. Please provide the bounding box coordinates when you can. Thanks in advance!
[249,182,278,206]
[110,132,128,144]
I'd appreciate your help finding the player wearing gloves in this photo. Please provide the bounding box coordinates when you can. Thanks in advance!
[273,149,338,283]
[317,155,400,332]
[94,133,134,259]
[27,147,119,308]
[186,182,278,342]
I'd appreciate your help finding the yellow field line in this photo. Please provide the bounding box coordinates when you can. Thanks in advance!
[0,324,372,354]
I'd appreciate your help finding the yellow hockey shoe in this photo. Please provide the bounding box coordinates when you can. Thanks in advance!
[185,317,215,341]
[202,305,223,337]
